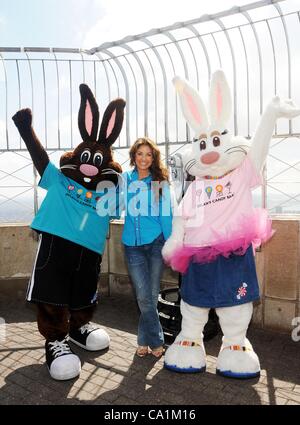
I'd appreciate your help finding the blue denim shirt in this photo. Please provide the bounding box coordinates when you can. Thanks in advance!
[121,169,172,246]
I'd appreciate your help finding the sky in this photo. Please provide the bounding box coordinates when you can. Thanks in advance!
[0,0,258,49]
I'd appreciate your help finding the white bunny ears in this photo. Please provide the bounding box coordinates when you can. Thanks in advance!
[173,70,232,135]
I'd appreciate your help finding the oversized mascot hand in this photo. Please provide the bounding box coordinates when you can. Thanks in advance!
[162,215,184,267]
[162,237,183,262]
[269,96,300,119]
[12,107,49,176]
[250,95,300,174]
[12,108,33,128]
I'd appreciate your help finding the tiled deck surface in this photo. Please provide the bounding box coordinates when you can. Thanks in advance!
[0,292,300,406]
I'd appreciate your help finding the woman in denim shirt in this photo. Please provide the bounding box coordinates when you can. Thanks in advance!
[122,138,172,358]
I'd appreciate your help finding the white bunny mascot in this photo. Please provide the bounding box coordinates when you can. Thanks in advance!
[163,70,300,378]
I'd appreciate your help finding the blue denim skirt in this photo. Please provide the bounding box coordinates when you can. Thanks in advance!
[180,245,260,308]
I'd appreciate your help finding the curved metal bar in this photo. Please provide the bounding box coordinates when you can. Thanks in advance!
[101,55,120,98]
[142,49,158,141]
[186,25,212,86]
[0,53,9,149]
[242,11,263,115]
[52,51,61,149]
[138,29,192,146]
[94,52,112,102]
[140,38,169,144]
[15,59,22,148]
[162,45,178,141]
[94,53,119,151]
[15,60,21,109]
[101,49,130,146]
[210,33,222,68]
[164,31,189,79]
[93,61,97,97]
[162,35,199,144]
[121,44,149,137]
[24,51,38,214]
[186,39,199,93]
[265,19,278,136]
[69,60,73,148]
[266,20,277,97]
[164,31,190,144]
[122,55,138,139]
[42,59,48,148]
[24,52,34,117]
[273,2,292,134]
[80,51,86,83]
[214,18,238,135]
[238,27,250,138]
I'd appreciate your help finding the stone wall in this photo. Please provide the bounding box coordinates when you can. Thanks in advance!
[0,220,299,333]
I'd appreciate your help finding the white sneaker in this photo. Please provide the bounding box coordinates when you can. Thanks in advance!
[46,337,81,380]
[69,323,110,351]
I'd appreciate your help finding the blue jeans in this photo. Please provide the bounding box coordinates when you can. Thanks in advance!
[124,233,165,349]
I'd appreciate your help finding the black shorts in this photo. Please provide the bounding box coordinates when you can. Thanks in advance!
[27,232,102,310]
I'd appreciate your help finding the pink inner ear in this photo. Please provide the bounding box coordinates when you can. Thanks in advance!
[106,110,116,139]
[184,88,202,125]
[85,100,93,136]
[216,82,222,120]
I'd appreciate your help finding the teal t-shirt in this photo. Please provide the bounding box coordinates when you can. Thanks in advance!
[31,162,111,254]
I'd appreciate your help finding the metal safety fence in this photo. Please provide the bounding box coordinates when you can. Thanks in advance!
[0,0,300,222]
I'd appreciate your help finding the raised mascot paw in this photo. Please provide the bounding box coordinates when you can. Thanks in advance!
[270,96,300,119]
[12,108,32,127]
[164,338,206,373]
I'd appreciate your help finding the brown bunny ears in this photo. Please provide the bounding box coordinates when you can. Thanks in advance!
[78,83,126,147]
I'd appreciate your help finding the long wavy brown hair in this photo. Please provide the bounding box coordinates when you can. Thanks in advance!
[129,137,170,198]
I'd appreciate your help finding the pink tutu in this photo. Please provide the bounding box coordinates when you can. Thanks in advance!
[164,208,274,273]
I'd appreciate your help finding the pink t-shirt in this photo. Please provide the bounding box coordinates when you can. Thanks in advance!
[180,155,262,247]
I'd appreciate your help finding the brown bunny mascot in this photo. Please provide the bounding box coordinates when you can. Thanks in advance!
[12,84,125,380]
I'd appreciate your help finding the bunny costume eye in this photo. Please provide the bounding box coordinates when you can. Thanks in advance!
[80,150,91,163]
[213,136,220,147]
[193,134,207,151]
[200,140,207,151]
[93,152,103,167]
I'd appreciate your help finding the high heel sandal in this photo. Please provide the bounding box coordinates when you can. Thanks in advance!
[136,346,149,357]
[150,346,165,358]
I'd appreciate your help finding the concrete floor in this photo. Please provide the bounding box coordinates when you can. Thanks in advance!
[0,291,300,406]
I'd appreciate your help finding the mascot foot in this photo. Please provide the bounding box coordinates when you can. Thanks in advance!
[69,323,110,351]
[46,337,81,381]
[164,340,206,373]
[216,344,260,379]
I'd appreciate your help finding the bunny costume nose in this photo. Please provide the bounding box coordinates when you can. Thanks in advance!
[79,164,99,176]
[201,152,220,164]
